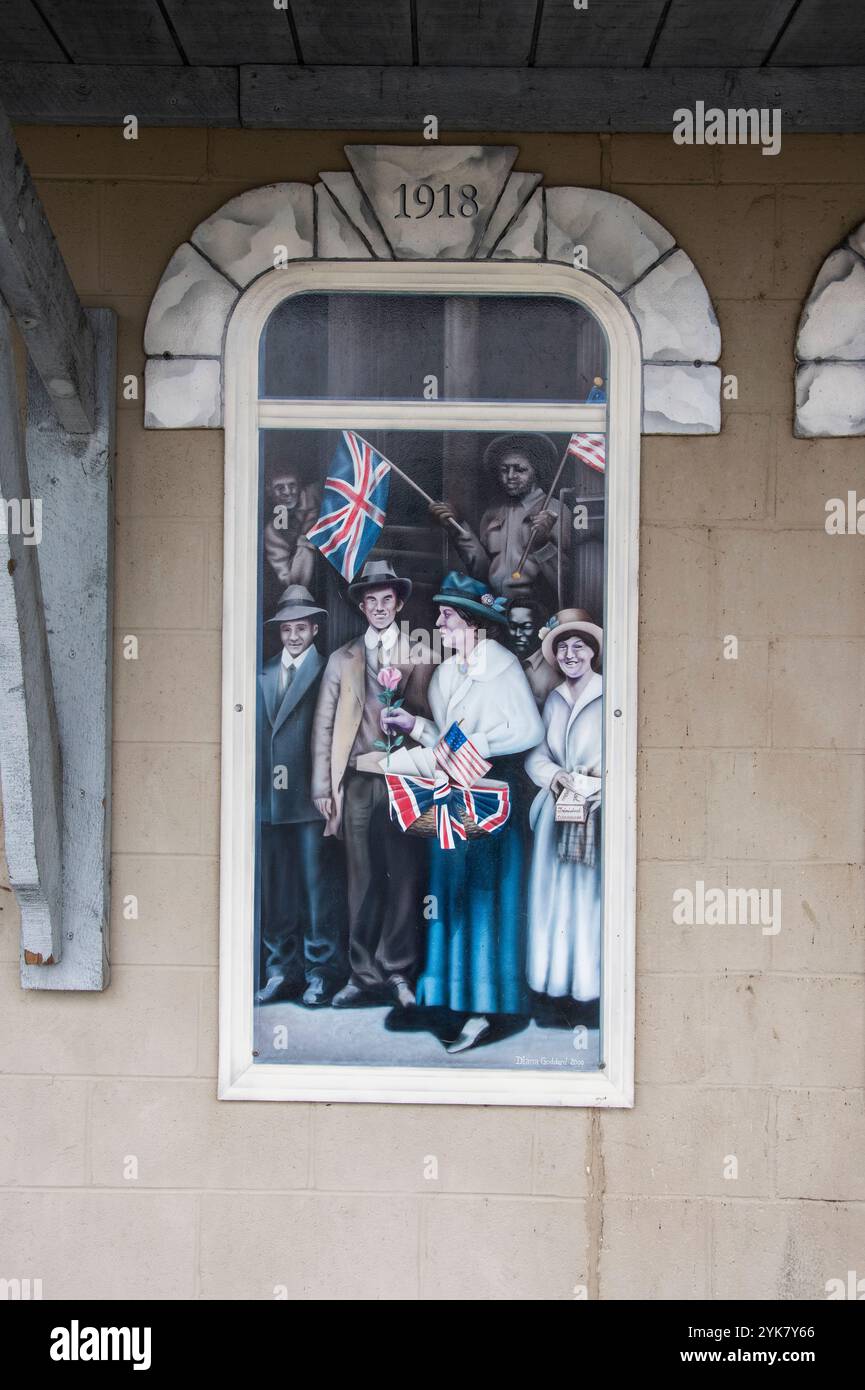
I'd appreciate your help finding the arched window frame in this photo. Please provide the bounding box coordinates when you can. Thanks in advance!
[219,259,641,1107]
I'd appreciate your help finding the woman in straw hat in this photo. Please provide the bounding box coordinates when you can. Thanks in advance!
[524,610,603,1016]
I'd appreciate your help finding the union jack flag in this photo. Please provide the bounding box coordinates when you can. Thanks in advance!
[305,430,391,580]
[385,773,510,851]
[433,722,492,789]
[567,431,606,474]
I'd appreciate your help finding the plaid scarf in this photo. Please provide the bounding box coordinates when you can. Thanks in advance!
[557,796,601,865]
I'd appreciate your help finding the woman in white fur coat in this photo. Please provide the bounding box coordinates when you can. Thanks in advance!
[382,572,543,1053]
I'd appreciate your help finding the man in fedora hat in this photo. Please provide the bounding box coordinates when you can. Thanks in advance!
[311,560,434,1008]
[257,586,345,1008]
[429,433,568,612]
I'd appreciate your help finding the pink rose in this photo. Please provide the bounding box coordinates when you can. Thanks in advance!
[377,665,402,692]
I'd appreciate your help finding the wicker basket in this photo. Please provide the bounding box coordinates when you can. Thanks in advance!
[404,806,487,839]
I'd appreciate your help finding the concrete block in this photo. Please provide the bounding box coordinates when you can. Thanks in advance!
[17,125,208,180]
[636,975,706,1085]
[100,180,251,295]
[114,412,224,518]
[713,530,865,637]
[639,526,714,637]
[200,1193,419,1299]
[638,751,708,860]
[0,1190,196,1299]
[602,1087,772,1197]
[708,751,865,861]
[91,1079,311,1189]
[112,745,210,856]
[705,975,865,1088]
[314,1104,535,1193]
[775,185,865,303]
[637,861,775,975]
[114,516,207,629]
[33,179,101,295]
[532,1109,591,1197]
[0,1076,87,1186]
[776,1090,865,1200]
[600,1198,709,1299]
[712,1200,865,1300]
[0,961,200,1075]
[614,183,774,301]
[771,638,865,748]
[775,434,865,527]
[422,1196,586,1301]
[639,636,769,748]
[769,864,865,975]
[113,631,221,745]
[611,135,715,184]
[110,854,219,966]
[715,298,796,417]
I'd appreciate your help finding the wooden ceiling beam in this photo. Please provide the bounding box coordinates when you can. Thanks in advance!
[1,63,864,132]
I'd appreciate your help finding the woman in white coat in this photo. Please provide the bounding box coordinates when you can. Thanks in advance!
[525,609,603,1011]
[382,572,543,1053]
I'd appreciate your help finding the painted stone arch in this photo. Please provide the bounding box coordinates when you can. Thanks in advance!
[143,144,721,434]
[795,219,865,436]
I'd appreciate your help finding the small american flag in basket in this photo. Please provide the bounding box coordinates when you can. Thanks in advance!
[433,722,491,789]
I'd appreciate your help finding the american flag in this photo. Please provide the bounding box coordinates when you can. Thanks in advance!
[306,430,391,581]
[567,431,606,474]
[433,722,492,789]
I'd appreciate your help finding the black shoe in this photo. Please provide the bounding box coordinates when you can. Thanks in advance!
[302,977,331,1008]
[573,997,600,1029]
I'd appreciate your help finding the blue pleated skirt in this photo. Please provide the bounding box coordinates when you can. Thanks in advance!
[414,757,528,1016]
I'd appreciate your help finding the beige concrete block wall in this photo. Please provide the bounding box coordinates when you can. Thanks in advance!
[0,128,862,1301]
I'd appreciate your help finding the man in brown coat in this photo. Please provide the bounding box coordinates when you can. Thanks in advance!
[311,560,434,1008]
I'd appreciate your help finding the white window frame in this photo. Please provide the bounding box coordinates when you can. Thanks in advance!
[219,260,640,1107]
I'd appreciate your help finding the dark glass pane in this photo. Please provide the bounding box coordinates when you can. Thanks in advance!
[258,426,605,659]
[260,292,607,403]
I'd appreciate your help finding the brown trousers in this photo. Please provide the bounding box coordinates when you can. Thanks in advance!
[342,771,426,989]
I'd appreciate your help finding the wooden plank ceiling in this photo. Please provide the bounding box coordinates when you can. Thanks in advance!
[1,0,864,129]
[3,0,864,68]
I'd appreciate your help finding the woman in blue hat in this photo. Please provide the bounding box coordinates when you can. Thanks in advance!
[381,573,544,1053]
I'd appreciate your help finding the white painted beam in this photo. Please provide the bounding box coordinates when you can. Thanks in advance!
[0,299,64,967]
[22,308,116,991]
[0,99,96,432]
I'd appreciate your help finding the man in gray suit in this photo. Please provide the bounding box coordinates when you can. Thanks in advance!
[257,586,345,1007]
[311,560,433,1009]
